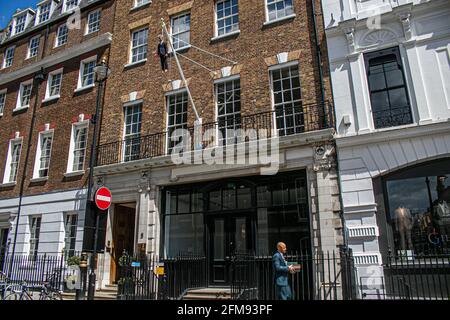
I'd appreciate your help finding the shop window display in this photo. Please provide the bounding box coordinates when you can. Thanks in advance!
[385,159,450,255]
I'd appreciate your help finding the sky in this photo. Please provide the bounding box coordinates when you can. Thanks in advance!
[0,0,40,29]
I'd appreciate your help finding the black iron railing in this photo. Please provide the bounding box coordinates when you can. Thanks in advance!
[96,101,334,167]
[360,251,450,300]
[114,247,358,301]
[230,248,358,300]
[116,252,207,300]
[0,254,74,291]
[116,253,159,300]
[162,253,208,300]
[372,105,413,129]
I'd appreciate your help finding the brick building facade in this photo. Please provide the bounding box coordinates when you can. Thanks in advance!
[93,0,343,292]
[0,0,115,257]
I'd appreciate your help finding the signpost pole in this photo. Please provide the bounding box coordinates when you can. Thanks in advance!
[85,60,110,300]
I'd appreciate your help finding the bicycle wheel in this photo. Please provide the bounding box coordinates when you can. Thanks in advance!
[41,291,63,300]
[49,291,63,300]
[4,292,31,300]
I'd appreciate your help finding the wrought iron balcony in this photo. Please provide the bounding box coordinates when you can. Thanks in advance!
[372,105,413,129]
[96,101,334,167]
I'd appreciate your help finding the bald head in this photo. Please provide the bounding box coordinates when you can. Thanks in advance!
[277,242,287,253]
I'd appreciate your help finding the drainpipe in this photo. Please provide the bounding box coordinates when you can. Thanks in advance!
[311,0,326,108]
[312,0,348,248]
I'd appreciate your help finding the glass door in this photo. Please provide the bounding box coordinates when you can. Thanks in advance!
[207,214,252,286]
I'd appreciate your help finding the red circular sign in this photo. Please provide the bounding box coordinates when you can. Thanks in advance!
[95,187,112,210]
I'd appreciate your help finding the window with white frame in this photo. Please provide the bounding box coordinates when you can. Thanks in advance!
[29,216,41,258]
[0,90,6,115]
[3,139,22,184]
[34,132,53,178]
[270,63,303,136]
[55,24,68,47]
[78,57,96,89]
[86,10,101,34]
[3,47,15,68]
[37,1,52,24]
[266,0,294,22]
[167,91,188,152]
[16,81,33,110]
[69,124,88,172]
[46,69,63,99]
[171,13,190,50]
[28,36,40,59]
[216,78,241,145]
[64,0,79,12]
[130,28,148,64]
[134,0,151,8]
[216,0,239,37]
[123,103,142,162]
[14,14,27,35]
[64,213,78,257]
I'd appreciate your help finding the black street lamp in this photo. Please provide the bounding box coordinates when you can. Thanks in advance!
[86,59,110,300]
[9,68,46,269]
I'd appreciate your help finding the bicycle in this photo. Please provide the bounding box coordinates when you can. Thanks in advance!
[4,282,35,300]
[4,280,62,300]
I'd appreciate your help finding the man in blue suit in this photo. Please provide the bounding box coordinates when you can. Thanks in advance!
[273,242,294,300]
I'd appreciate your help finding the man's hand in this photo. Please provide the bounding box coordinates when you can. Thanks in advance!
[288,265,294,272]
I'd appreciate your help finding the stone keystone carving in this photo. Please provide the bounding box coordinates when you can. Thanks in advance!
[313,144,336,172]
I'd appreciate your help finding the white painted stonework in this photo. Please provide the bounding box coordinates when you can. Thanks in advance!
[0,189,87,255]
[323,0,450,295]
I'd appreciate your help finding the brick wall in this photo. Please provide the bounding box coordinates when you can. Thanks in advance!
[100,0,332,145]
[0,1,116,75]
[0,0,115,199]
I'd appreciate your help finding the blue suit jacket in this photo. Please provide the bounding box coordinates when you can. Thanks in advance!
[273,251,289,287]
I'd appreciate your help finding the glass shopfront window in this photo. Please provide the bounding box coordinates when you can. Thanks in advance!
[164,191,204,256]
[162,172,311,258]
[384,159,450,255]
[256,178,309,255]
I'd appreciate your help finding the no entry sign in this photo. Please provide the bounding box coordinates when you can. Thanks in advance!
[95,187,112,210]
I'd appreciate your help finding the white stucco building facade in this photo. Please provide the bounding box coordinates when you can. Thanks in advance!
[0,189,86,256]
[323,0,450,298]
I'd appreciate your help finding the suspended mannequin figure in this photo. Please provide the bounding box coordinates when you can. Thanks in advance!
[395,206,414,250]
[156,35,169,72]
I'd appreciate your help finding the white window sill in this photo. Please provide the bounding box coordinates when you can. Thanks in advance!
[124,59,147,68]
[211,30,241,42]
[54,43,67,49]
[30,177,48,183]
[64,171,85,177]
[0,182,16,188]
[74,84,95,93]
[130,2,151,12]
[85,30,99,36]
[42,95,60,103]
[263,14,296,26]
[0,113,3,117]
[13,105,29,112]
[172,45,191,53]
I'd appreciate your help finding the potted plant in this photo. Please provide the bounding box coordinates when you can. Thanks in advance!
[64,255,81,293]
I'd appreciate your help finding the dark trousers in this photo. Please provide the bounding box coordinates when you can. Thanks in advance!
[160,55,168,71]
[276,285,292,300]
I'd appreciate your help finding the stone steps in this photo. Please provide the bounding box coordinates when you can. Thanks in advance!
[182,287,231,300]
[61,285,118,300]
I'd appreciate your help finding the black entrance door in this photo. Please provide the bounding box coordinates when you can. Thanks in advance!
[207,214,252,285]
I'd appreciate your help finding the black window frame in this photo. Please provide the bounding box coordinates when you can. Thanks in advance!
[364,47,413,129]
